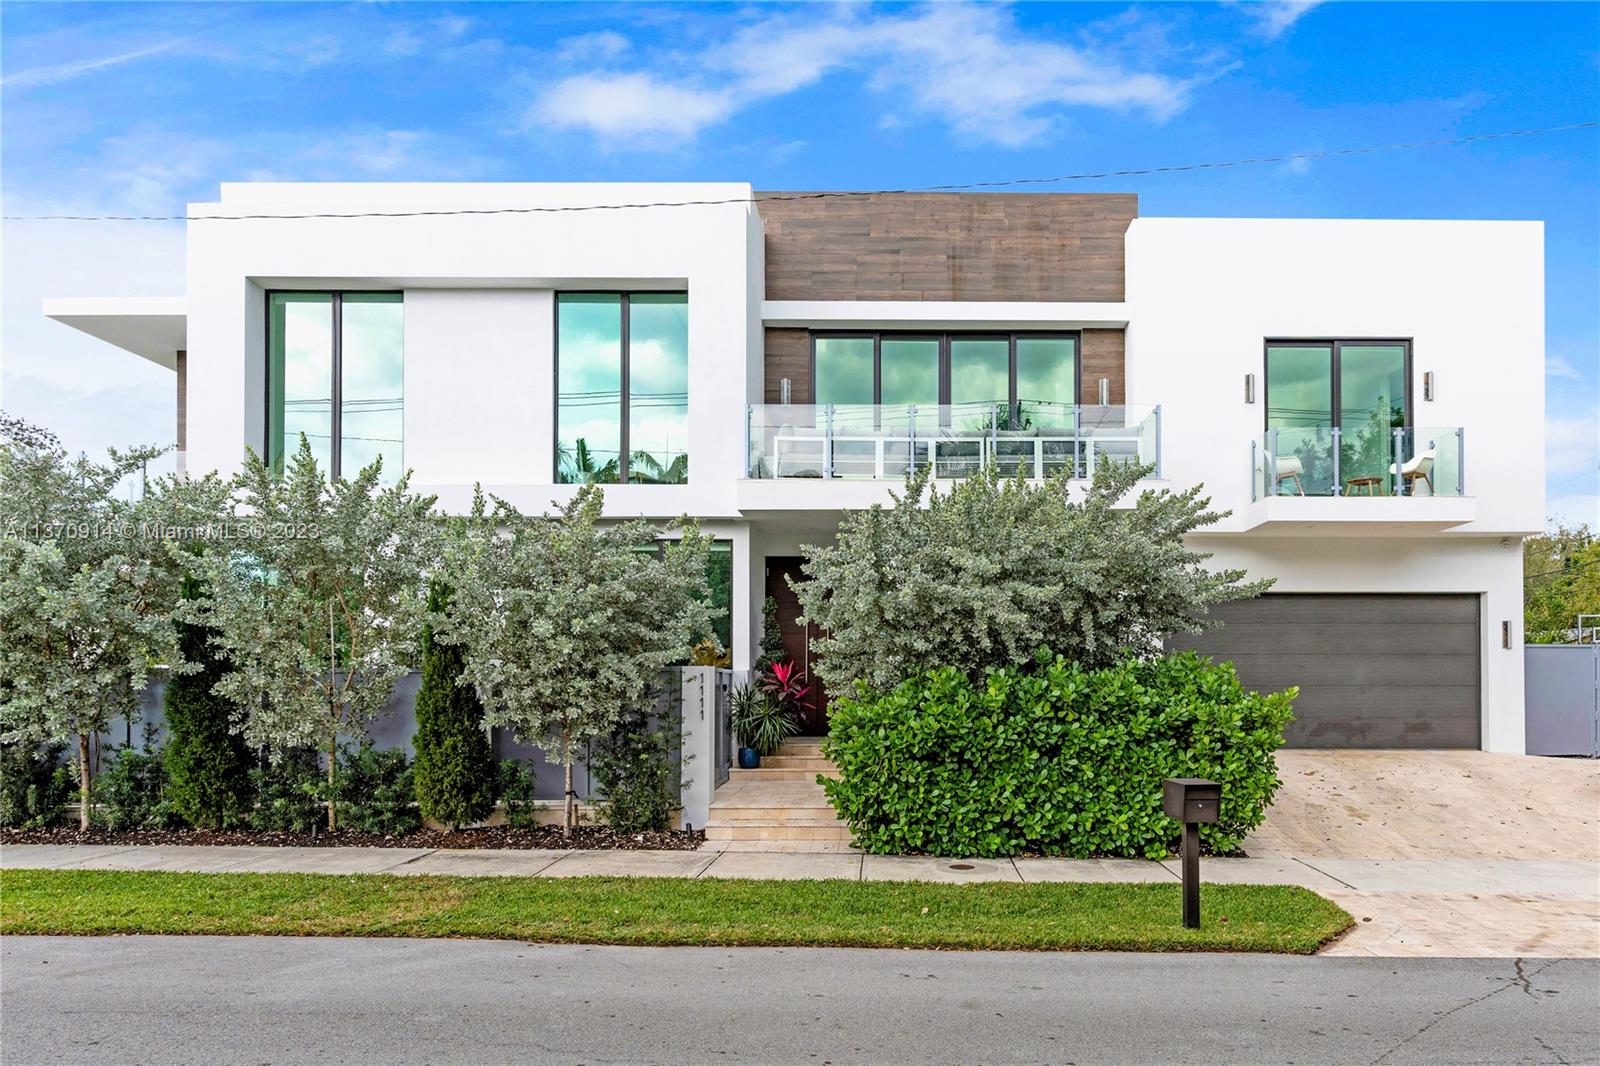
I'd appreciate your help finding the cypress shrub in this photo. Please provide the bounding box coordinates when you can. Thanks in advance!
[163,614,252,829]
[413,583,498,829]
[822,651,1295,859]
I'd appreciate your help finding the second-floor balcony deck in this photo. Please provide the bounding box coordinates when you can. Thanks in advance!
[744,402,1162,482]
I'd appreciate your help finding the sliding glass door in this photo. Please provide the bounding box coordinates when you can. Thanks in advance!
[1265,340,1408,495]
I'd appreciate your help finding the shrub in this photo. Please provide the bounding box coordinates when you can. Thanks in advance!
[413,584,498,830]
[249,749,324,833]
[822,651,1294,859]
[0,740,73,828]
[753,596,784,673]
[163,614,253,829]
[590,685,680,834]
[497,759,541,829]
[338,744,420,836]
[794,461,1269,696]
[93,727,177,832]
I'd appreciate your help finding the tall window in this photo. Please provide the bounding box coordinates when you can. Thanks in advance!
[556,292,688,484]
[813,332,1077,419]
[1265,339,1409,495]
[268,292,403,482]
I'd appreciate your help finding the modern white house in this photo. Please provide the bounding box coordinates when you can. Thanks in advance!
[45,182,1545,757]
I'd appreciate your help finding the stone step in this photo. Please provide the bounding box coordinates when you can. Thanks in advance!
[728,767,840,782]
[704,823,854,842]
[758,755,834,770]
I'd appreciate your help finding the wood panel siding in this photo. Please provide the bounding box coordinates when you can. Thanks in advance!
[1080,330,1126,405]
[756,192,1137,302]
[764,328,813,404]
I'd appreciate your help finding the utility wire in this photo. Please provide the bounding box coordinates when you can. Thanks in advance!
[5,121,1595,222]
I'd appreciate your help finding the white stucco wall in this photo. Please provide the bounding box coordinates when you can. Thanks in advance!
[1125,217,1545,536]
[184,183,759,518]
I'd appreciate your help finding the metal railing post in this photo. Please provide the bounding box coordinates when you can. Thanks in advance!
[1250,437,1258,501]
[1152,404,1162,480]
[1073,404,1083,479]
[1331,427,1342,495]
[1392,427,1405,496]
[907,404,918,475]
[989,403,999,470]
[1457,428,1466,496]
[823,404,835,479]
[1268,429,1280,497]
[744,404,753,478]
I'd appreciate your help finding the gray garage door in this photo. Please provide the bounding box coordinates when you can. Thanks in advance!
[1168,594,1481,748]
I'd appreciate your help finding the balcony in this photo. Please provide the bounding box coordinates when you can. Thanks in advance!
[1246,425,1475,532]
[744,403,1162,482]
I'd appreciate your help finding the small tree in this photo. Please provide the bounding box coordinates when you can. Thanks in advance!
[0,421,172,829]
[753,595,785,673]
[412,581,498,829]
[794,461,1270,696]
[1524,523,1599,643]
[187,439,437,831]
[163,583,253,829]
[443,484,716,835]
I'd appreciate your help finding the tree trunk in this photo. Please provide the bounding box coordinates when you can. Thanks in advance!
[77,733,91,831]
[326,729,338,833]
[562,729,574,838]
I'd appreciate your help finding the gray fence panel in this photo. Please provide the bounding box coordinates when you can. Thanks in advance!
[1525,645,1599,757]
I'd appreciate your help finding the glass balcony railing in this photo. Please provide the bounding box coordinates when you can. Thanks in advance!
[745,403,1161,481]
[1252,425,1465,500]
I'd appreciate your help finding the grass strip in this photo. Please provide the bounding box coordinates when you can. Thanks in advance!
[0,869,1350,953]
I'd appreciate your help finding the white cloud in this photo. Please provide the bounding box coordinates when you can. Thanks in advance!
[1,39,182,91]
[1546,416,1600,482]
[557,31,631,63]
[1547,353,1590,381]
[531,73,733,141]
[1232,1,1326,40]
[528,3,1205,148]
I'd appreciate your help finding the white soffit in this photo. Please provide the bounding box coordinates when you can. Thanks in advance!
[43,297,187,370]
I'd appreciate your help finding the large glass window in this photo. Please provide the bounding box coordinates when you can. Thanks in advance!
[268,291,403,482]
[811,332,1078,418]
[1265,340,1409,495]
[557,292,687,484]
[814,337,875,406]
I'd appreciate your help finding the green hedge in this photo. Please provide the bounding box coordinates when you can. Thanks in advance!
[821,652,1294,859]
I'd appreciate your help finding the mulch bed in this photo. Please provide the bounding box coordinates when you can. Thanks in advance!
[0,825,703,851]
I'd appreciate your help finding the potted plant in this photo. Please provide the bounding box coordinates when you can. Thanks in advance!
[729,683,797,768]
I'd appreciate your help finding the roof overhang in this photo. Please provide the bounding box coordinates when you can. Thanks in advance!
[43,297,187,370]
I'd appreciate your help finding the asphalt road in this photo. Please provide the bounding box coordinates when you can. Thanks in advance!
[2,937,1595,1065]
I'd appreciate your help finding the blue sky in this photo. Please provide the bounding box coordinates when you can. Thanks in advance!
[2,0,1596,524]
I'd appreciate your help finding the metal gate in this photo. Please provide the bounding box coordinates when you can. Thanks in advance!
[1525,644,1599,757]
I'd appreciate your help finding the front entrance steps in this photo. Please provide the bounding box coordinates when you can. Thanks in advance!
[704,738,853,849]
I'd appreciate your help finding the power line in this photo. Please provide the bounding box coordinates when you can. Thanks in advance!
[5,121,1595,223]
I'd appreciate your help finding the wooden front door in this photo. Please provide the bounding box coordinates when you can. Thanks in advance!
[765,557,830,735]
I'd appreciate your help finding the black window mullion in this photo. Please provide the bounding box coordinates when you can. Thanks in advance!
[331,293,343,480]
[620,293,631,483]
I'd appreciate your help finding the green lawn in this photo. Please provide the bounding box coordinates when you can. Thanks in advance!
[0,869,1350,953]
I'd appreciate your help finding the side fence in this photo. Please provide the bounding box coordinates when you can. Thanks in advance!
[1525,644,1599,758]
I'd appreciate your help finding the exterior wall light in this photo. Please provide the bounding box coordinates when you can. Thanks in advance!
[1245,373,1256,404]
[1098,377,1110,405]
[780,377,792,405]
[1424,370,1435,401]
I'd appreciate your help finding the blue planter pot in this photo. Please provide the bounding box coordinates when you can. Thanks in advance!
[738,747,761,769]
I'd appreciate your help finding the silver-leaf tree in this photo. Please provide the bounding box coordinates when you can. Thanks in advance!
[442,484,716,835]
[184,438,437,830]
[0,416,172,828]
[794,460,1272,697]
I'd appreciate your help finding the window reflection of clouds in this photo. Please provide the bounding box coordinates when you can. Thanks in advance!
[950,339,1009,405]
[340,296,404,483]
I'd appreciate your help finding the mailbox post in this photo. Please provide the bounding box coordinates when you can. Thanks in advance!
[1163,778,1220,929]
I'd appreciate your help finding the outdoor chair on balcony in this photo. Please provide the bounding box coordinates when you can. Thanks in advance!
[1390,448,1436,496]
[1274,455,1307,496]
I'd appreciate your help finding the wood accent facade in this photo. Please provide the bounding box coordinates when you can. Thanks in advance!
[763,328,813,404]
[1080,329,1126,405]
[756,192,1136,302]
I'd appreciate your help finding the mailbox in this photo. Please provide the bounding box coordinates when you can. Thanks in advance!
[1163,778,1220,824]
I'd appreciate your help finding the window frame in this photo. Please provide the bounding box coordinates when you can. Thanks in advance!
[264,288,404,480]
[554,290,689,485]
[1261,338,1413,433]
[808,330,1082,416]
